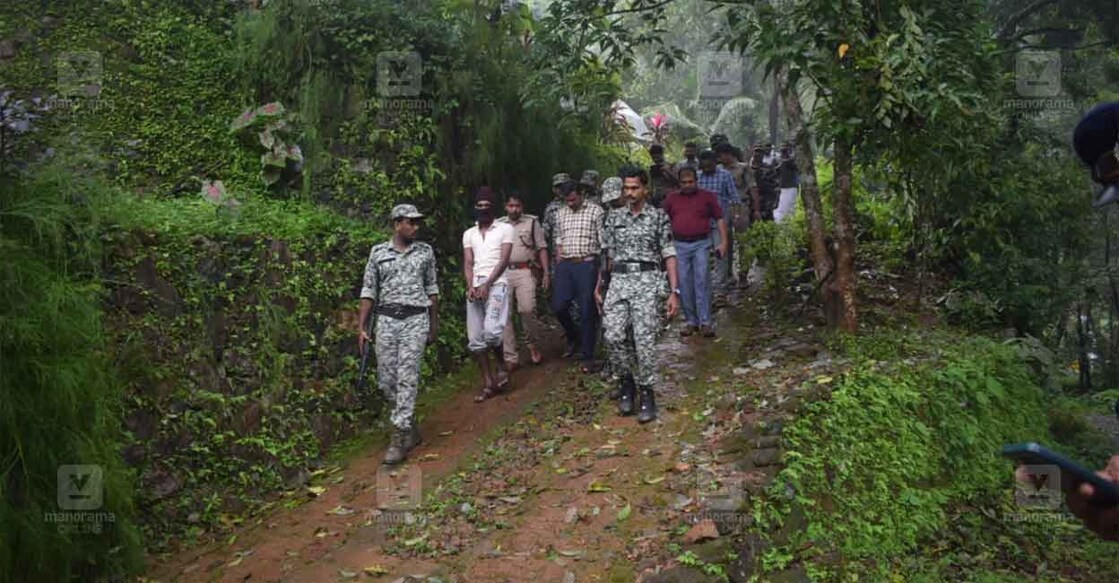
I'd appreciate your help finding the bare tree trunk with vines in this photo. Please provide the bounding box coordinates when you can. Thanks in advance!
[833,136,858,332]
[777,65,835,326]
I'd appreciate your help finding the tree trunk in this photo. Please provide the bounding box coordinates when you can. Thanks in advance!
[833,136,858,332]
[776,65,834,323]
[768,75,780,146]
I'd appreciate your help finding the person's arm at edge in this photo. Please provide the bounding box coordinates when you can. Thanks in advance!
[463,244,476,301]
[423,248,440,343]
[358,248,378,352]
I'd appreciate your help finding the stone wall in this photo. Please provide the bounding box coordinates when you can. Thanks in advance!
[101,228,385,546]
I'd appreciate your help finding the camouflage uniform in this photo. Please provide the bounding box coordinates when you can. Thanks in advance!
[598,178,631,382]
[580,170,603,210]
[600,202,676,387]
[543,198,565,255]
[543,173,570,255]
[360,232,439,433]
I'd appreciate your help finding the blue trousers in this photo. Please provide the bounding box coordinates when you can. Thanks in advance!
[551,260,599,361]
[676,238,712,327]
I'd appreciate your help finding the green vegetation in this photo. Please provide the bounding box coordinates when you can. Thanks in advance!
[0,164,142,581]
[2,0,1118,581]
[750,331,1117,581]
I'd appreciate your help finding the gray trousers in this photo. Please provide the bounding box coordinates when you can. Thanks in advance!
[376,312,429,431]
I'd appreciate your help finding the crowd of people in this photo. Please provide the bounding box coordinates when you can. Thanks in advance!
[358,137,800,465]
[355,121,1119,544]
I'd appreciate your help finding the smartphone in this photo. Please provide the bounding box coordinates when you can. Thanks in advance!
[1001,442,1119,505]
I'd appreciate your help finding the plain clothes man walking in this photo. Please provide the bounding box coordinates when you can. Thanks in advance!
[663,168,727,338]
[553,179,605,371]
[497,193,550,369]
[463,188,515,403]
[696,150,739,305]
[359,204,440,465]
[774,144,799,223]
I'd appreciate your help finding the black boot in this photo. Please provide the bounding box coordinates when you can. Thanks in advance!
[405,424,422,452]
[618,374,636,416]
[383,428,410,465]
[637,385,657,424]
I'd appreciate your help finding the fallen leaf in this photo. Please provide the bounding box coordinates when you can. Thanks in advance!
[683,519,719,543]
[815,376,834,384]
[642,475,665,485]
[555,467,568,474]
[326,505,355,516]
[616,503,632,522]
[403,535,427,547]
[306,486,326,497]
[587,482,612,493]
[674,463,691,472]
[419,453,440,461]
[438,430,454,437]
[338,568,358,579]
[364,565,388,576]
[499,496,522,504]
[557,549,585,558]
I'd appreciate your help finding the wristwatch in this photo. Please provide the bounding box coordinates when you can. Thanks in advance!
[672,288,681,295]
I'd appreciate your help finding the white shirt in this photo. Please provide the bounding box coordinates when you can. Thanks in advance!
[463,222,515,284]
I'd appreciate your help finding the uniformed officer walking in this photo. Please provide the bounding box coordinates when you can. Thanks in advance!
[598,177,634,394]
[497,192,551,369]
[596,166,680,423]
[358,204,440,465]
[543,173,570,257]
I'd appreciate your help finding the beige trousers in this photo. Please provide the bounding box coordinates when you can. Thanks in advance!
[502,268,543,363]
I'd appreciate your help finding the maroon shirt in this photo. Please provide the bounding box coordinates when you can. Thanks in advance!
[663,188,723,240]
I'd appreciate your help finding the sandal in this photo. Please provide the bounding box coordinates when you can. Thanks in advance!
[474,384,499,403]
[495,372,511,391]
[580,361,603,374]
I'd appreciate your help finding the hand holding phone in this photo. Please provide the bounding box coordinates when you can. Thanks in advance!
[1003,443,1119,540]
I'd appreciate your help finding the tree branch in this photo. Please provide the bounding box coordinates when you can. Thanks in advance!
[606,0,675,17]
[995,0,1059,41]
[1013,26,1082,42]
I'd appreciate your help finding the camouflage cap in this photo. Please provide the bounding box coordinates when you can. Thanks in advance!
[552,173,571,186]
[600,177,623,204]
[580,170,600,187]
[391,203,424,220]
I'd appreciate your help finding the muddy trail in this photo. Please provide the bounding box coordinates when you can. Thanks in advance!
[149,280,835,583]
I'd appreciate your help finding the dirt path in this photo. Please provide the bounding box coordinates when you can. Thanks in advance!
[149,281,822,583]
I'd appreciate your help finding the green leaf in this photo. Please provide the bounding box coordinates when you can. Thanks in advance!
[617,503,631,521]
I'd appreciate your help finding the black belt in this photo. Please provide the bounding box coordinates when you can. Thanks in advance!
[375,304,428,319]
[612,261,659,274]
[674,234,710,243]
